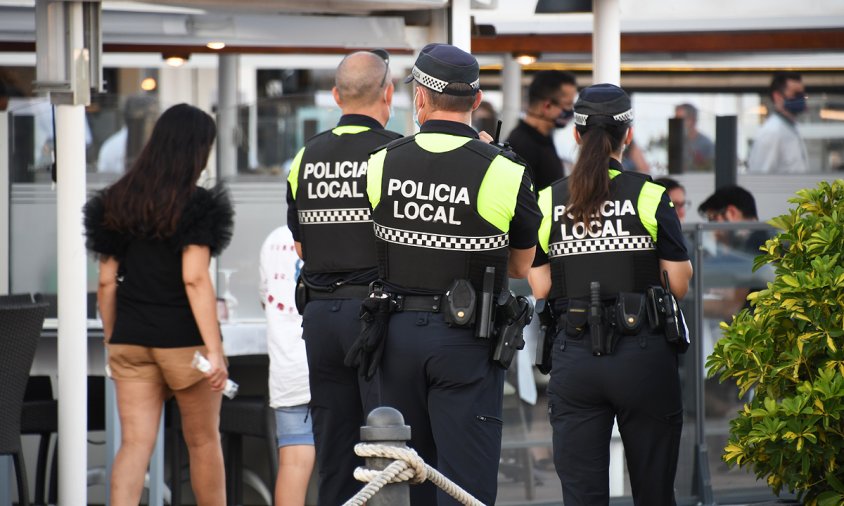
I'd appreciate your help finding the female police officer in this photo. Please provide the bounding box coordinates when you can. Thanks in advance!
[529,83,693,506]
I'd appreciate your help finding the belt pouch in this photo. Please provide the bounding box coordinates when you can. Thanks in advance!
[645,286,664,331]
[564,299,588,338]
[444,279,476,327]
[615,293,646,335]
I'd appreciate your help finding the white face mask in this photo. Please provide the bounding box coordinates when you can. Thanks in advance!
[412,89,421,129]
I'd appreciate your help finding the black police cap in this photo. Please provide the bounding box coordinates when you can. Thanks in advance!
[403,43,480,96]
[573,83,633,127]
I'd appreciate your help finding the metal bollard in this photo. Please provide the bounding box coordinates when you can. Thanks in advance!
[360,406,412,506]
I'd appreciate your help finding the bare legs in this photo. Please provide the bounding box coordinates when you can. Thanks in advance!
[174,379,225,506]
[274,445,316,506]
[110,380,167,506]
[110,379,225,506]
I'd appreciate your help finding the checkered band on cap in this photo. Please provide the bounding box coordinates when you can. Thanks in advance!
[411,65,480,94]
[298,208,371,224]
[375,224,508,251]
[574,109,634,127]
[548,234,655,258]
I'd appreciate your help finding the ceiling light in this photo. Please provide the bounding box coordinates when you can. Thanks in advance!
[140,77,157,91]
[206,41,226,50]
[514,53,539,66]
[820,108,844,121]
[163,52,190,67]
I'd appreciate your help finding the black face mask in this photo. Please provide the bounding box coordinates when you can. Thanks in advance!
[783,95,807,116]
[554,109,574,129]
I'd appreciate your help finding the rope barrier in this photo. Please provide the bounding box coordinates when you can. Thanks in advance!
[341,443,486,506]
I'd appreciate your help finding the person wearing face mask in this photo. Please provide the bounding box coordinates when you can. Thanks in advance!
[748,71,810,174]
[285,49,401,506]
[363,43,541,505]
[507,70,578,194]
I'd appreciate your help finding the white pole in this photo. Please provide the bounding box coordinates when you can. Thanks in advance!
[217,53,238,180]
[56,101,88,506]
[450,0,471,52]
[592,0,621,86]
[501,54,522,140]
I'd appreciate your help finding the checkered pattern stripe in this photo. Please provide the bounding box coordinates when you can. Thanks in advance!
[411,66,480,94]
[298,208,371,224]
[375,224,508,251]
[548,235,655,258]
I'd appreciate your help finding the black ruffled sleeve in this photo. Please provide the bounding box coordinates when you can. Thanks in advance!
[176,183,235,256]
[83,193,128,258]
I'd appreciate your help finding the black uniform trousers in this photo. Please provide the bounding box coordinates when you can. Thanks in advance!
[548,329,683,506]
[303,299,380,505]
[379,311,505,506]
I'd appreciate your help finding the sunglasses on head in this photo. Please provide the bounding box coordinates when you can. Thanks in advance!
[369,48,390,88]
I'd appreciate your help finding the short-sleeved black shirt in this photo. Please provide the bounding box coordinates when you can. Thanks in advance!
[83,184,234,348]
[506,120,564,194]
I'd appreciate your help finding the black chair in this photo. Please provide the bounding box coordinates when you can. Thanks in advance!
[0,299,50,506]
[219,355,277,506]
[20,376,57,506]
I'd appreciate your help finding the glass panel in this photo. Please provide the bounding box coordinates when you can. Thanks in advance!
[630,92,844,175]
[697,224,778,499]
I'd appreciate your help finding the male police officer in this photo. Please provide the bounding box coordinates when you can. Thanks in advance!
[286,50,401,505]
[365,43,541,505]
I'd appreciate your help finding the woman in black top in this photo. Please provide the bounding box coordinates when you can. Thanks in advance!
[84,103,233,505]
[529,84,692,506]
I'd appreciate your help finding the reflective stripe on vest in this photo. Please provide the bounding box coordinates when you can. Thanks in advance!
[545,169,663,299]
[368,133,524,293]
[290,125,401,274]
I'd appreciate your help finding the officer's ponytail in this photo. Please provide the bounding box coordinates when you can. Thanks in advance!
[567,124,627,225]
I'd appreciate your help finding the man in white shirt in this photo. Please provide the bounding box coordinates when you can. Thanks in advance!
[747,71,809,174]
[259,226,314,506]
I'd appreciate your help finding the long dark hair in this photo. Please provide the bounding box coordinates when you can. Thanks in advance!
[102,103,216,238]
[566,124,627,224]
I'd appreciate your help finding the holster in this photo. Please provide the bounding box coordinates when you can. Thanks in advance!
[645,286,689,353]
[568,296,616,356]
[294,276,308,315]
[491,292,533,369]
[534,299,556,375]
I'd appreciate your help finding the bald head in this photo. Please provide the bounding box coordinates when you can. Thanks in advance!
[335,51,389,107]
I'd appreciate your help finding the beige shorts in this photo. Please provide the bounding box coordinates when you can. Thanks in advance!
[107,344,210,391]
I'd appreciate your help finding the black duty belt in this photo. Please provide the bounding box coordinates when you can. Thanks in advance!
[392,293,443,313]
[308,284,371,300]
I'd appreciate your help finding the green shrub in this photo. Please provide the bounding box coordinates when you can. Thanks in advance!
[706,179,844,506]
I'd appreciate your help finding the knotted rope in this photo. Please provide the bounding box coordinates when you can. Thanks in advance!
[341,443,485,506]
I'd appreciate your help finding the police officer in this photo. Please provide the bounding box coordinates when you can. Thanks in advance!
[529,83,693,506]
[365,43,541,505]
[286,50,402,505]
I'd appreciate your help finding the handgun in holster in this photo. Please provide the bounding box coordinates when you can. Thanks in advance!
[491,291,534,369]
[534,299,556,374]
